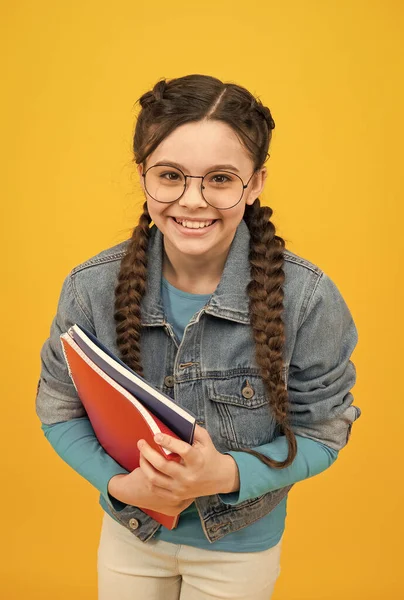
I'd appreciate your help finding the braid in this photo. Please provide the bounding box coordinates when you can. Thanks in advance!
[114,200,151,376]
[242,199,297,468]
[138,78,168,110]
[251,100,276,131]
[114,199,296,468]
[123,75,296,468]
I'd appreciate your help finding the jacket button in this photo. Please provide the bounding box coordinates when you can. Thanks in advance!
[129,518,139,530]
[241,385,254,399]
[164,375,175,388]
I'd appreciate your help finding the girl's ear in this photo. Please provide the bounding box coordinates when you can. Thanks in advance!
[137,164,146,193]
[246,167,268,205]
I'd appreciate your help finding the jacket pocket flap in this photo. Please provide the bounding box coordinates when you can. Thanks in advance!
[206,375,269,409]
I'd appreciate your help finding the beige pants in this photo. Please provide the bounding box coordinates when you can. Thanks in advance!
[97,511,283,600]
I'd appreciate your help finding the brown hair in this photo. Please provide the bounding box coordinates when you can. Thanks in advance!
[114,74,297,469]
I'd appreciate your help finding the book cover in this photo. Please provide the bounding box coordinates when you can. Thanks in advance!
[60,330,194,530]
[68,324,196,443]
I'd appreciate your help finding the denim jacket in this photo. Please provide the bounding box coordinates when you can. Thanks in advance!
[36,218,360,543]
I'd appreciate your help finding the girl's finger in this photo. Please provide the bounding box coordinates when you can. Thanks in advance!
[139,454,173,490]
[152,434,197,465]
[192,423,212,443]
[138,439,182,475]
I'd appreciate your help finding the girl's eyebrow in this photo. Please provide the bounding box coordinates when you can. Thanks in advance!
[153,160,240,174]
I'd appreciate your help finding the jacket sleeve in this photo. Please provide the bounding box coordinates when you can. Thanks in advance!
[36,273,93,425]
[286,271,361,451]
[36,273,129,511]
[218,271,360,505]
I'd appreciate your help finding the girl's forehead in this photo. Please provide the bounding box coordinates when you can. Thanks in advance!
[147,120,251,169]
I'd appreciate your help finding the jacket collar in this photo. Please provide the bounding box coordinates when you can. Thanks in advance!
[141,219,252,326]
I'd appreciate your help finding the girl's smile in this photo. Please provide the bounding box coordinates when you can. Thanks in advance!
[169,215,220,236]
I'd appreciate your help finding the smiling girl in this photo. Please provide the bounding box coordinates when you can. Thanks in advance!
[36,74,361,600]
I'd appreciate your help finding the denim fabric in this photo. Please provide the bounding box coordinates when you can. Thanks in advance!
[36,218,360,542]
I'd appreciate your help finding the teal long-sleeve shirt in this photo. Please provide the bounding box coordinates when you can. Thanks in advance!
[41,417,337,551]
[39,277,338,552]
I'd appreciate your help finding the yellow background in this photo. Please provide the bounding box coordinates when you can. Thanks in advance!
[1,1,403,598]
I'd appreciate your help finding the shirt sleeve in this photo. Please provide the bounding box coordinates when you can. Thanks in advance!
[42,417,129,511]
[219,434,337,504]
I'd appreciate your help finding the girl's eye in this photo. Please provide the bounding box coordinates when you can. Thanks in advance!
[211,174,230,184]
[160,171,181,181]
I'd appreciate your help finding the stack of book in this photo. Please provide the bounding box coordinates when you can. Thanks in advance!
[60,324,196,529]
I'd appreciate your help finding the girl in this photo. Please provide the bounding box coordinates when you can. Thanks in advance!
[36,74,361,600]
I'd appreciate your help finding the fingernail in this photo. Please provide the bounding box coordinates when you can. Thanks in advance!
[154,434,163,443]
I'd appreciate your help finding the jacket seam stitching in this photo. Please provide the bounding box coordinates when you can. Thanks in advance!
[298,271,324,328]
[70,251,127,275]
[68,273,94,328]
[210,508,279,540]
[283,252,321,274]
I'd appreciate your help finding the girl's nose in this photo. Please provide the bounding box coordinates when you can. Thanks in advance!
[177,177,208,209]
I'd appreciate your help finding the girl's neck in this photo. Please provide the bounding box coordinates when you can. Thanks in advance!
[162,246,228,295]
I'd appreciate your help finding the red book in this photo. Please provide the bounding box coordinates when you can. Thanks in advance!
[60,331,186,529]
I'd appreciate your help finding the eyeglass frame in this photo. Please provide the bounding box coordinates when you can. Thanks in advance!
[141,163,258,210]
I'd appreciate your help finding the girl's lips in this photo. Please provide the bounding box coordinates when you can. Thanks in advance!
[170,217,218,236]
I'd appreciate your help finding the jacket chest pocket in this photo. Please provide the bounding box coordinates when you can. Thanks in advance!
[206,373,283,450]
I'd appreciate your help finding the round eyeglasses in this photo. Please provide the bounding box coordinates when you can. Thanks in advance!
[142,164,257,210]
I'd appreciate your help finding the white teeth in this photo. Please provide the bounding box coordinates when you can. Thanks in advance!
[174,218,214,229]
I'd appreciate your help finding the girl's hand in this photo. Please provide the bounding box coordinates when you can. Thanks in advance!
[137,424,240,502]
[107,468,195,516]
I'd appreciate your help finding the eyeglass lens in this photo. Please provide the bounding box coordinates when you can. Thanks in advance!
[144,165,244,209]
